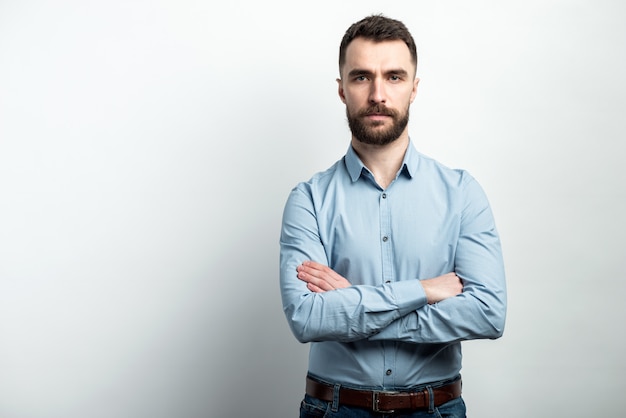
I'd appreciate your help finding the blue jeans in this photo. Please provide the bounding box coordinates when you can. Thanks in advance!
[300,395,466,418]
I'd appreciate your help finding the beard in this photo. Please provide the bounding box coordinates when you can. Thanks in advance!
[347,103,410,146]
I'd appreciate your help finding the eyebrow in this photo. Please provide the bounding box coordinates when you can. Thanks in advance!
[347,68,410,78]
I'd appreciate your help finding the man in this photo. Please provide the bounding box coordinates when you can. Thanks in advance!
[279,14,506,417]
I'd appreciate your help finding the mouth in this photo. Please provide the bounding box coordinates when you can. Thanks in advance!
[364,113,392,121]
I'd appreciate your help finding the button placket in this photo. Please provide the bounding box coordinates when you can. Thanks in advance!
[380,190,395,387]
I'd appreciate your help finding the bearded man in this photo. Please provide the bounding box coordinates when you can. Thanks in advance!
[279,14,507,418]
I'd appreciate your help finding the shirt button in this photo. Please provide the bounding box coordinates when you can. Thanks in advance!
[385,280,391,284]
[382,236,388,242]
[382,193,387,199]
[386,369,392,376]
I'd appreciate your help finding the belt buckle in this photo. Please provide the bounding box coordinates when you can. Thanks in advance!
[372,390,399,413]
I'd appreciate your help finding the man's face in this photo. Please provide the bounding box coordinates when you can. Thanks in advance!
[338,38,419,146]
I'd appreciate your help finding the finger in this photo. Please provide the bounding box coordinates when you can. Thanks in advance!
[308,277,334,291]
[297,264,323,276]
[307,264,342,283]
[298,264,335,284]
[297,270,335,291]
[303,261,337,277]
[326,269,346,284]
[307,282,326,293]
[301,262,329,277]
[298,262,351,289]
[302,260,324,268]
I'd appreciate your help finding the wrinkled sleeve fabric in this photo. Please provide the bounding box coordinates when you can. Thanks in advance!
[280,184,427,344]
[369,173,507,344]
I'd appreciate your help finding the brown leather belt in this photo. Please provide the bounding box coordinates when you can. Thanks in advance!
[306,376,462,413]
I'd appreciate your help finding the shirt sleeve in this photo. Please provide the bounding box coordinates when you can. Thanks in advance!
[279,185,428,343]
[369,174,507,344]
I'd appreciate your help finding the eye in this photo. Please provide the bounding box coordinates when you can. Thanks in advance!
[355,75,368,82]
[389,75,401,82]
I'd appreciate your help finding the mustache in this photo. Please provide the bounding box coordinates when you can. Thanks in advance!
[356,104,398,118]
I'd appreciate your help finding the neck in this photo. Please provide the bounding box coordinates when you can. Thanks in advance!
[351,134,409,189]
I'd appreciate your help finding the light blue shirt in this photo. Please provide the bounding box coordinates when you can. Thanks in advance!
[279,141,506,389]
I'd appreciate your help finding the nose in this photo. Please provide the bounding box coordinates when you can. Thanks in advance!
[369,78,386,104]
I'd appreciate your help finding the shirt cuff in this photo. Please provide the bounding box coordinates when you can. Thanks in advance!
[389,279,427,314]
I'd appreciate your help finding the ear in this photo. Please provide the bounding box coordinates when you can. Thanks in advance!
[410,77,420,103]
[337,78,346,104]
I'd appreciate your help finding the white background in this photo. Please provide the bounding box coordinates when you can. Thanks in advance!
[1,1,625,417]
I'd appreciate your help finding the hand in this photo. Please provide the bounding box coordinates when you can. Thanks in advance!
[420,273,463,304]
[296,261,351,293]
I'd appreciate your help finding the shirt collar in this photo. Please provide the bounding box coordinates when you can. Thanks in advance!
[345,139,418,183]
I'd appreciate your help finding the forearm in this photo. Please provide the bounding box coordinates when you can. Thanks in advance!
[370,225,507,344]
[287,265,465,342]
[281,263,427,343]
[368,285,506,344]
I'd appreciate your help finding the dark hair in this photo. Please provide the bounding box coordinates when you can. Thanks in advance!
[339,14,417,75]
